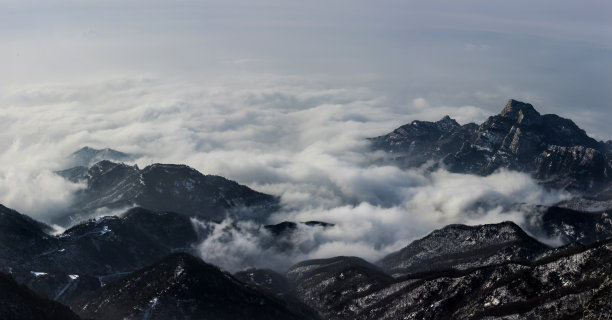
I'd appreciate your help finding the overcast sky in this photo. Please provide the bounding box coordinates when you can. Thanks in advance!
[0,0,610,269]
[1,0,611,137]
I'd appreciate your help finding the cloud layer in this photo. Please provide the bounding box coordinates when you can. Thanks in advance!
[0,73,568,272]
[0,0,608,271]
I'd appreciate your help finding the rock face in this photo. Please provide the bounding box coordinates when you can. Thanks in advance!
[287,222,612,320]
[56,160,279,225]
[377,222,548,276]
[71,253,312,320]
[0,272,81,320]
[370,99,612,193]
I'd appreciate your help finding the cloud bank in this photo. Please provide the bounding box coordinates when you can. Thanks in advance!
[0,75,569,272]
[1,0,608,271]
[195,168,568,272]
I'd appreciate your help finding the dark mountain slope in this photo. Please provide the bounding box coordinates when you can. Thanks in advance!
[0,204,55,266]
[287,256,394,320]
[1,207,200,305]
[289,223,612,320]
[57,160,279,224]
[526,206,612,244]
[377,221,548,276]
[0,272,81,320]
[72,253,313,320]
[235,268,323,320]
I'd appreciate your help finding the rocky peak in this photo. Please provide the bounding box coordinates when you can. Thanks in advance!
[372,99,612,193]
[500,99,542,125]
[88,160,138,176]
[435,115,460,131]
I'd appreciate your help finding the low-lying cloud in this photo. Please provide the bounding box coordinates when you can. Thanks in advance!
[196,168,568,272]
[0,75,569,271]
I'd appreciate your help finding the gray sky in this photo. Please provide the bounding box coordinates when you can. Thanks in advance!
[0,0,609,269]
[2,1,611,137]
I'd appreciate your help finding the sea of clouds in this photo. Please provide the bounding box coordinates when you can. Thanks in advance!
[0,74,570,271]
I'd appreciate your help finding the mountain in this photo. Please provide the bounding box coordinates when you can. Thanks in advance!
[370,99,612,194]
[526,206,612,244]
[376,221,548,276]
[0,204,335,307]
[71,253,314,320]
[287,256,394,320]
[234,268,322,319]
[28,207,200,275]
[0,204,55,266]
[68,146,134,168]
[288,222,612,319]
[3,201,612,318]
[0,272,81,320]
[1,206,201,305]
[56,160,279,225]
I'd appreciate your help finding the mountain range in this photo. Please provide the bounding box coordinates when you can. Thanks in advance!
[55,159,278,225]
[370,99,612,195]
[1,100,611,318]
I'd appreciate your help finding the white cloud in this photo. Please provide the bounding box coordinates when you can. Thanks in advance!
[0,75,570,271]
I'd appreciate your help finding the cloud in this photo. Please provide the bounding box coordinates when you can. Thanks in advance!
[194,166,568,272]
[0,74,574,272]
[0,139,85,221]
[0,0,608,274]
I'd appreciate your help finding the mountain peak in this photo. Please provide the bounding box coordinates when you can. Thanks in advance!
[435,115,459,131]
[500,99,541,124]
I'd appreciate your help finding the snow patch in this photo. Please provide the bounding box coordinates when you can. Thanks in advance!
[100,225,111,235]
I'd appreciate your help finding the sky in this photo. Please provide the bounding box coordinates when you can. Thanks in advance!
[0,0,610,270]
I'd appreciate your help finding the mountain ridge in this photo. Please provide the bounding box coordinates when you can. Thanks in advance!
[371,99,612,194]
[56,160,279,225]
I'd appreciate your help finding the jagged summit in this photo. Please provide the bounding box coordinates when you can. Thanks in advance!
[435,115,460,131]
[371,99,612,193]
[500,99,541,124]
